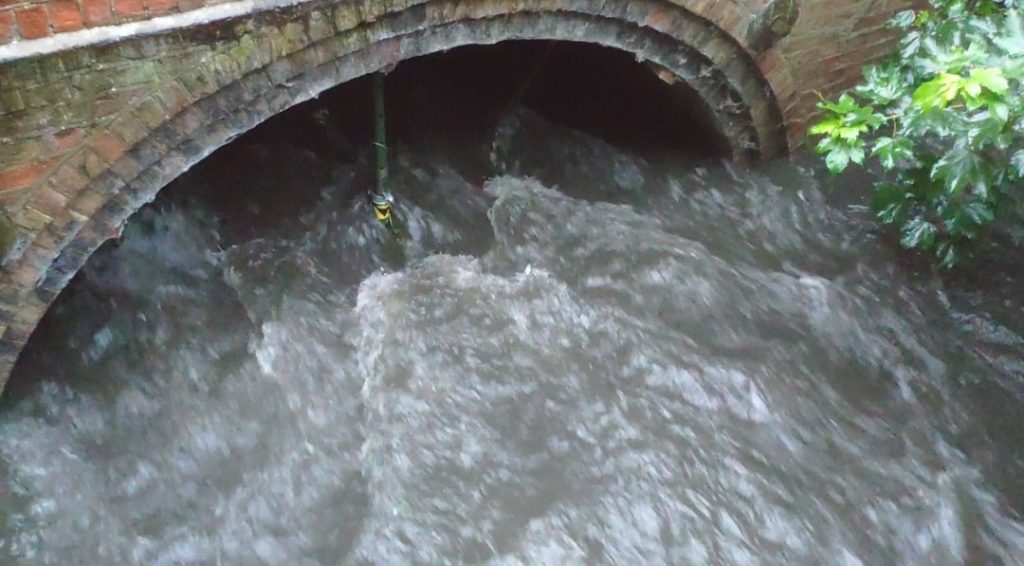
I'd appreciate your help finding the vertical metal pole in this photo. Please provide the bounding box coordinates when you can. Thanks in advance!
[374,72,389,197]
[371,72,398,234]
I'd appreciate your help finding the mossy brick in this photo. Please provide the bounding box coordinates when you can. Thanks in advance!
[307,9,333,41]
[68,69,118,94]
[109,152,144,181]
[113,61,160,87]
[226,33,263,69]
[0,90,26,114]
[125,168,163,200]
[333,2,364,31]
[25,184,70,222]
[358,0,391,22]
[0,139,43,164]
[0,187,31,213]
[35,57,67,82]
[21,83,76,109]
[154,81,194,116]
[210,52,246,87]
[145,124,183,154]
[282,21,310,50]
[53,50,96,72]
[1,60,43,85]
[290,43,328,73]
[49,162,90,198]
[83,150,108,178]
[179,64,219,97]
[126,139,165,169]
[236,70,272,100]
[264,55,298,84]
[108,113,149,146]
[167,105,208,139]
[88,172,125,198]
[91,88,151,122]
[132,97,169,129]
[15,206,53,232]
[32,222,73,254]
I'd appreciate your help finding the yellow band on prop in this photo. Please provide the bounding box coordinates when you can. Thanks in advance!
[374,205,392,222]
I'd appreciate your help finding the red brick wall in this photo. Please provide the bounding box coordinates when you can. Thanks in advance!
[0,0,220,44]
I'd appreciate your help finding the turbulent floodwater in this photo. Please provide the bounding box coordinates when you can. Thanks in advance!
[2,107,1024,564]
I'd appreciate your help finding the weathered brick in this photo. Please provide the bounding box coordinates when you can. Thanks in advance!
[110,153,144,181]
[46,128,85,154]
[0,139,42,164]
[14,5,49,39]
[132,97,169,129]
[0,186,30,210]
[154,80,192,115]
[90,131,128,163]
[70,186,110,216]
[48,1,83,33]
[112,0,145,18]
[49,161,90,197]
[146,0,177,14]
[178,64,219,97]
[0,10,14,44]
[0,157,60,192]
[26,185,68,219]
[15,208,52,236]
[168,105,207,139]
[177,0,204,10]
[83,150,107,178]
[0,89,25,114]
[108,113,150,146]
[82,0,113,26]
[307,9,334,42]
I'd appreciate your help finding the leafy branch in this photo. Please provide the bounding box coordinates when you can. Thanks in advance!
[810,0,1024,267]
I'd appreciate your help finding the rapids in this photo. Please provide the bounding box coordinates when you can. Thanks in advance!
[1,106,1024,564]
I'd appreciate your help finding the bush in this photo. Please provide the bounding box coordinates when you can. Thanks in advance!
[811,0,1024,267]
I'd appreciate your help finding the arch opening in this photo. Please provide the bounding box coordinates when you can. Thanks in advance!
[6,39,736,393]
[0,0,789,390]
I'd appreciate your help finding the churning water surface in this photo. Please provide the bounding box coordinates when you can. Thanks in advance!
[2,107,1024,564]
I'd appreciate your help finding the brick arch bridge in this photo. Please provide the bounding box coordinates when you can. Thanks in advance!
[0,0,913,387]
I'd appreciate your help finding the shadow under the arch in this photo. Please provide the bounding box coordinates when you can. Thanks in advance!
[3,40,729,401]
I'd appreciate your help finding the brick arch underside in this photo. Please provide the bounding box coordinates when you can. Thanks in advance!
[0,0,789,384]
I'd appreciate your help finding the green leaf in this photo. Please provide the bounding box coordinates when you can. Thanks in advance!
[857,65,904,104]
[931,144,989,196]
[936,241,958,268]
[849,143,866,165]
[821,139,866,174]
[891,10,916,29]
[819,93,861,115]
[995,10,1024,56]
[1010,150,1024,177]
[961,200,995,226]
[825,145,850,173]
[901,31,922,60]
[966,67,1009,95]
[877,202,905,224]
[965,103,1010,146]
[901,217,937,249]
[913,73,963,110]
[871,181,907,213]
[808,117,842,136]
[873,137,915,170]
[836,126,865,142]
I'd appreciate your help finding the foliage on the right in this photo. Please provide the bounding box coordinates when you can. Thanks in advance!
[811,0,1024,267]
